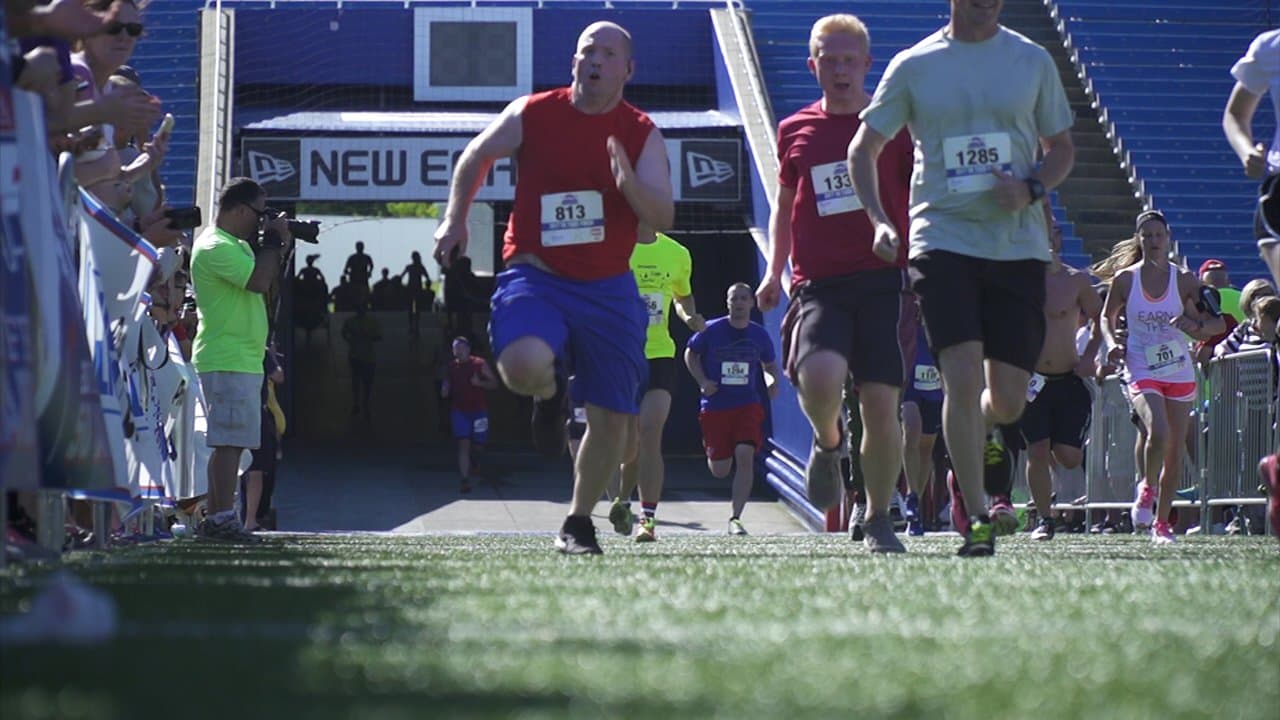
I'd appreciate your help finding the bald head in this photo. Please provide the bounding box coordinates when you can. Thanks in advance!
[578,21,633,60]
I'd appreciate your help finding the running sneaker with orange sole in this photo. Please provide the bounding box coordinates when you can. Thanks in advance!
[635,518,656,543]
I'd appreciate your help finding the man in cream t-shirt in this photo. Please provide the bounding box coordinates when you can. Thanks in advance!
[847,0,1074,556]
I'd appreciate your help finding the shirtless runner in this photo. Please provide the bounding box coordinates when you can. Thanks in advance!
[1020,213,1102,540]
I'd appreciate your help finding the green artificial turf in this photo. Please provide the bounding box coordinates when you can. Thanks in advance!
[1,533,1277,719]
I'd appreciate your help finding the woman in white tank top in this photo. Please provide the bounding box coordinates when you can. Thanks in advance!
[1096,211,1225,545]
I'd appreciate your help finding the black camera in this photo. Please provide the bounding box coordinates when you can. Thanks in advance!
[287,219,320,243]
[165,205,203,230]
[264,207,321,243]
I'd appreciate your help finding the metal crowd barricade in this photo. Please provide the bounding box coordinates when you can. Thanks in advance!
[1085,349,1277,532]
[1200,349,1277,514]
[1084,374,1144,511]
[1083,370,1202,515]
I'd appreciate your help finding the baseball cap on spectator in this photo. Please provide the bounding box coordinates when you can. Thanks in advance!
[1198,259,1227,276]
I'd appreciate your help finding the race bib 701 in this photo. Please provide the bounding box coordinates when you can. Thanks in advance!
[1145,341,1188,379]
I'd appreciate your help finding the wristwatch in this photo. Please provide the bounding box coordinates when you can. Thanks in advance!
[1024,177,1046,205]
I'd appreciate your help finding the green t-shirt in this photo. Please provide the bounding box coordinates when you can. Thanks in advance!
[630,233,693,359]
[1218,287,1243,323]
[861,27,1074,262]
[191,226,268,374]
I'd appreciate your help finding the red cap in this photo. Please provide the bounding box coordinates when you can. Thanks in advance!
[1198,259,1227,276]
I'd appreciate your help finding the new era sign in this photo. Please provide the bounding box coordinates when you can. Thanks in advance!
[239,136,514,201]
[242,139,301,199]
[672,139,741,202]
[244,134,742,204]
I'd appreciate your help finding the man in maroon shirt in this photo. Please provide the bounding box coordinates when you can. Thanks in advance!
[442,337,498,493]
[756,14,915,553]
[433,21,673,554]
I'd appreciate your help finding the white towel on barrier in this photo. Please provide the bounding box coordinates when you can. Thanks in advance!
[167,335,212,500]
[78,224,131,491]
[123,300,173,501]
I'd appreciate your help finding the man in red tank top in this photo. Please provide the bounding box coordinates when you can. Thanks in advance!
[433,21,674,554]
[755,14,914,553]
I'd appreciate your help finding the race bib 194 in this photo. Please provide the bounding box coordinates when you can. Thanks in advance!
[540,191,605,247]
[942,132,1013,194]
[720,361,750,386]
[810,160,862,216]
[913,364,941,392]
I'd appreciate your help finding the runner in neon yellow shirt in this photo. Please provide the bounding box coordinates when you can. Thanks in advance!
[608,227,704,541]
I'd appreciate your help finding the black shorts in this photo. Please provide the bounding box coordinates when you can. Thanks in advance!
[780,268,915,388]
[908,250,1047,374]
[248,410,278,473]
[645,357,677,396]
[1020,372,1092,449]
[909,397,942,436]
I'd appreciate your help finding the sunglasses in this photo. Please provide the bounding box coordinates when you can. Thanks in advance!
[105,22,144,37]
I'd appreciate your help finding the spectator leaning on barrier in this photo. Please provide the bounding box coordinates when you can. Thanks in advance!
[190,178,293,542]
[1214,278,1277,358]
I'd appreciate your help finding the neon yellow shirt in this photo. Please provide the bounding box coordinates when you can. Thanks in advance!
[191,226,268,374]
[630,233,693,359]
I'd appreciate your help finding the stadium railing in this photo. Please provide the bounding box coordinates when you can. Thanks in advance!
[1081,350,1277,534]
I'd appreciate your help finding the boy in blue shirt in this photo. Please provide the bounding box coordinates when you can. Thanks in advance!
[686,283,779,534]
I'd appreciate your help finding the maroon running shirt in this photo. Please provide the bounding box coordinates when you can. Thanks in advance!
[777,100,913,282]
[448,356,489,413]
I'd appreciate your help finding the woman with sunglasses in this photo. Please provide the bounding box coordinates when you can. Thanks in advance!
[68,0,159,146]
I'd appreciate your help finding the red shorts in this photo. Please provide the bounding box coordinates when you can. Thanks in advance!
[1129,378,1196,403]
[698,403,764,461]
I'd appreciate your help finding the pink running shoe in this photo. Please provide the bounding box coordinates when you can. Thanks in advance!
[988,495,1019,537]
[946,470,971,536]
[1259,455,1279,539]
[1131,482,1155,531]
[1152,520,1176,546]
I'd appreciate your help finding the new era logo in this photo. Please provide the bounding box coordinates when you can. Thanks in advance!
[248,150,296,184]
[686,152,734,188]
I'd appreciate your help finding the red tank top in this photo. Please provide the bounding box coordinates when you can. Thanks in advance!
[504,88,655,281]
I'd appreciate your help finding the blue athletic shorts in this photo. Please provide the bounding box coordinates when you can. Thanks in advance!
[450,409,489,443]
[490,264,647,415]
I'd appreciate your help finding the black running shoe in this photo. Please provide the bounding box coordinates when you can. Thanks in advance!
[1031,517,1055,541]
[982,428,1014,499]
[532,378,568,460]
[957,514,995,557]
[555,515,602,555]
[849,500,866,542]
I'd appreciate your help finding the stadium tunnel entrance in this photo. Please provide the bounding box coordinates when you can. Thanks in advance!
[238,115,759,455]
